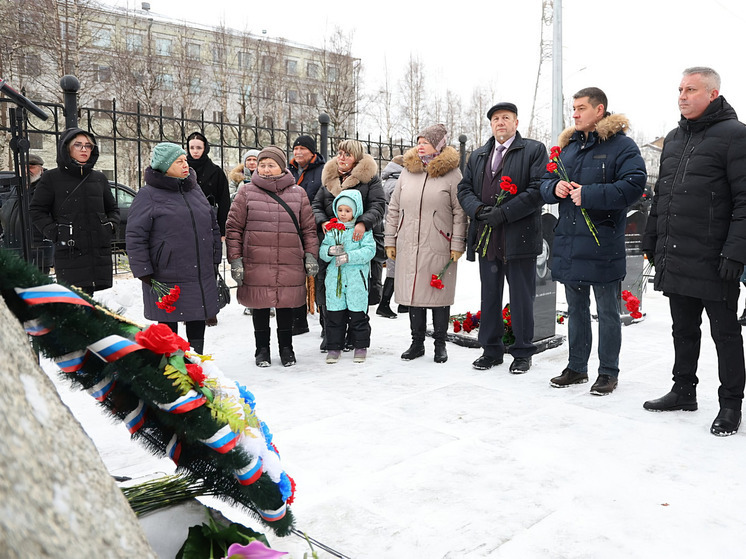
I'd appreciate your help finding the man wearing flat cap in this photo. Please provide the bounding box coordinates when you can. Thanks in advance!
[458,102,548,373]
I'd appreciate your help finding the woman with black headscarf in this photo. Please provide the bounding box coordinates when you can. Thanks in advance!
[186,131,231,238]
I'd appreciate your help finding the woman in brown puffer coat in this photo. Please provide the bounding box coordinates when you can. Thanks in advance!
[384,124,467,364]
[226,146,319,368]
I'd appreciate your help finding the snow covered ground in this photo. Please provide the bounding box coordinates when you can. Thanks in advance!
[44,258,746,558]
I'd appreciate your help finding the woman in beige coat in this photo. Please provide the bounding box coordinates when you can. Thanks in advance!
[384,124,467,363]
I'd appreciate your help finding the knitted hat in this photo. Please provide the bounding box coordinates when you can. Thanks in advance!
[293,135,316,153]
[487,102,518,120]
[417,124,448,153]
[243,149,260,164]
[28,154,44,166]
[151,142,186,173]
[258,146,287,170]
[335,194,357,215]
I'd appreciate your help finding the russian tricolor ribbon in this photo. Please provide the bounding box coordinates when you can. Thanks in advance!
[23,318,52,336]
[124,401,146,434]
[200,424,240,454]
[157,390,206,414]
[235,455,263,486]
[88,376,117,402]
[257,503,287,522]
[88,335,143,363]
[15,284,94,307]
[166,434,182,465]
[55,350,88,373]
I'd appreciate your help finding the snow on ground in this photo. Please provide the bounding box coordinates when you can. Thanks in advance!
[45,258,746,558]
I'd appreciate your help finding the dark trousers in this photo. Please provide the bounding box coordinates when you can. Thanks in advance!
[327,309,370,350]
[478,256,536,359]
[162,320,205,340]
[668,293,745,409]
[252,307,293,333]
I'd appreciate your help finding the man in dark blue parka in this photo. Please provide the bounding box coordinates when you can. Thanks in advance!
[540,87,646,396]
[642,67,746,437]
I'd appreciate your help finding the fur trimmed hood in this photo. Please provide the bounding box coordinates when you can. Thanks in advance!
[321,153,379,197]
[557,113,631,148]
[229,163,247,185]
[402,145,460,178]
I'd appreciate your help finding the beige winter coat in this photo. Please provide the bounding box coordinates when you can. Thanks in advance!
[384,146,467,307]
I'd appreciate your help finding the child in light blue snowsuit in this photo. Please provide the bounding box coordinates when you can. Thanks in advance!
[320,190,376,363]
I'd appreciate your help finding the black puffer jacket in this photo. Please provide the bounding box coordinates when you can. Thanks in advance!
[29,128,120,291]
[642,96,746,301]
[458,132,548,261]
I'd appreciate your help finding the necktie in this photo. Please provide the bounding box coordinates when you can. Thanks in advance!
[492,144,505,176]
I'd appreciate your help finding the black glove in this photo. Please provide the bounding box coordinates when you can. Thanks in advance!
[643,251,655,267]
[718,256,743,281]
[475,206,492,221]
[484,207,506,228]
[139,274,152,286]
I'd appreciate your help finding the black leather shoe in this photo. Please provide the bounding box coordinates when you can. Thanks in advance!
[376,304,397,319]
[590,374,618,396]
[472,354,503,370]
[434,343,448,363]
[401,341,425,361]
[550,368,588,388]
[711,408,741,436]
[509,357,531,374]
[643,391,698,412]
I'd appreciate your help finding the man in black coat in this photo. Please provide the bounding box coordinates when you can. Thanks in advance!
[642,67,746,437]
[457,102,548,373]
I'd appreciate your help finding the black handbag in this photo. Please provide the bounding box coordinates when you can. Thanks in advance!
[217,271,230,309]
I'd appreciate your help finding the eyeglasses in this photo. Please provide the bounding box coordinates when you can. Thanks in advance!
[72,142,94,151]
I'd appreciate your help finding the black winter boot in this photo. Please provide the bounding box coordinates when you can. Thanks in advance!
[254,329,271,367]
[401,307,427,360]
[319,306,328,352]
[432,306,450,363]
[278,329,296,367]
[376,277,397,319]
[292,304,310,335]
[189,338,205,355]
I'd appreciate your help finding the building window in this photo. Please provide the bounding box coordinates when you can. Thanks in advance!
[187,43,201,60]
[94,99,113,111]
[190,109,202,120]
[212,46,224,64]
[307,92,318,106]
[159,73,174,91]
[126,32,144,53]
[286,59,297,75]
[189,77,201,95]
[161,106,174,117]
[92,28,112,48]
[29,133,44,150]
[327,65,339,82]
[95,65,111,83]
[20,54,41,77]
[213,111,223,122]
[156,38,172,57]
[237,50,251,69]
[261,56,273,72]
[307,62,319,79]
[287,90,298,104]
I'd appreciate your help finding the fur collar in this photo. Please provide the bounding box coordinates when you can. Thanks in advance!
[402,146,460,178]
[229,163,246,184]
[321,153,378,197]
[557,113,631,148]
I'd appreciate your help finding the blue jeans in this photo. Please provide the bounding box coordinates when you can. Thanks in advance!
[564,281,621,377]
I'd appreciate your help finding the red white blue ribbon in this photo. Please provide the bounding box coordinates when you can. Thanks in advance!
[257,503,287,522]
[15,284,93,307]
[54,350,88,373]
[88,335,143,363]
[23,318,52,336]
[166,434,182,464]
[88,376,117,402]
[200,424,240,454]
[157,390,206,414]
[125,401,146,434]
[235,455,263,486]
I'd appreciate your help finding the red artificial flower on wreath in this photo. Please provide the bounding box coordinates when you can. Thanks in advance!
[286,474,297,506]
[453,320,462,333]
[621,290,643,319]
[185,362,206,386]
[135,323,190,356]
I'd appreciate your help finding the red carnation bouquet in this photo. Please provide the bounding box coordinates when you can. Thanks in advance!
[547,145,600,246]
[476,175,517,257]
[430,259,452,290]
[621,290,642,319]
[151,280,180,313]
[325,217,347,296]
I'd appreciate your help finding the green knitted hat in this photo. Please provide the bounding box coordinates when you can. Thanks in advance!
[151,142,186,173]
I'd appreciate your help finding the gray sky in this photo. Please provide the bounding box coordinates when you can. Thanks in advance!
[103,0,746,143]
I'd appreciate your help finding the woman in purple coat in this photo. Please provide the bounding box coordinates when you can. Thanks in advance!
[125,143,222,354]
